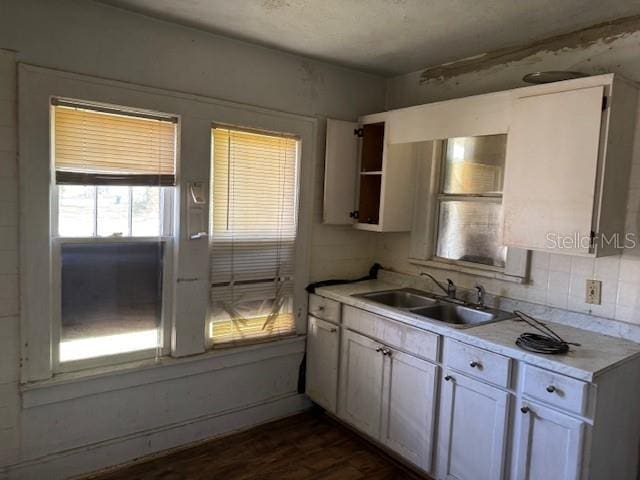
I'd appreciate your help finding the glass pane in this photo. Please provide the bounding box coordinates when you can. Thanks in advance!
[58,185,95,237]
[209,281,295,346]
[131,187,161,237]
[97,186,131,237]
[59,242,163,362]
[436,201,506,267]
[443,134,507,194]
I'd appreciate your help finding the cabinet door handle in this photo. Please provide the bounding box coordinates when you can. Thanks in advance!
[383,348,392,357]
[546,385,556,393]
[444,375,452,382]
[469,361,481,368]
[521,406,530,414]
[376,347,383,353]
[317,305,325,311]
[329,328,337,333]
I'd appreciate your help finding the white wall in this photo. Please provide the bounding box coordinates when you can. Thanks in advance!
[378,25,640,327]
[0,48,20,469]
[0,0,385,477]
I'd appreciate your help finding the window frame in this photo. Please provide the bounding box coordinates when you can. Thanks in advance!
[431,137,507,272]
[207,125,302,349]
[19,64,316,383]
[49,101,178,372]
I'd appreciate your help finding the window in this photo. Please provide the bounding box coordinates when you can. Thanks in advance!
[435,135,507,268]
[52,99,177,366]
[209,127,299,347]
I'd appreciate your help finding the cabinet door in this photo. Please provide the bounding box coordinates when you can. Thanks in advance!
[438,370,510,480]
[323,119,358,225]
[502,86,605,254]
[515,401,585,480]
[381,348,438,473]
[305,316,340,413]
[338,329,385,439]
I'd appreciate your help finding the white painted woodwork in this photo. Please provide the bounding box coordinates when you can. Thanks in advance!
[338,329,385,439]
[381,348,438,473]
[444,338,511,388]
[315,298,640,480]
[438,370,510,480]
[375,142,418,232]
[522,364,588,416]
[323,119,359,225]
[409,140,440,260]
[342,305,440,361]
[305,316,340,413]
[591,78,639,257]
[324,115,416,232]
[502,86,604,254]
[308,294,341,324]
[387,91,512,144]
[515,401,585,480]
[313,295,640,479]
[20,65,318,379]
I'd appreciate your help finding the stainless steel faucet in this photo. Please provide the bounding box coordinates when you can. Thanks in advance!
[420,272,457,300]
[475,285,485,308]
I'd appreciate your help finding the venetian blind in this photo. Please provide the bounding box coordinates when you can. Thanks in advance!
[53,100,177,186]
[209,127,299,346]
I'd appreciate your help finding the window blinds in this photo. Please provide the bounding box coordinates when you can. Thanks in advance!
[209,127,299,346]
[53,100,177,186]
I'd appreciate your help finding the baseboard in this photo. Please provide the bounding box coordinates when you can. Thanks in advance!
[5,393,311,480]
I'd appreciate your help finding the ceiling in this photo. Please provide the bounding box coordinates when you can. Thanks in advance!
[97,0,640,76]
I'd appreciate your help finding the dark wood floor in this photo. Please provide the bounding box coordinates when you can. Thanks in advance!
[88,409,428,480]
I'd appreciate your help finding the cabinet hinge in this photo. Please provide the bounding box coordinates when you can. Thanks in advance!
[353,128,364,138]
[349,210,359,219]
[602,96,608,111]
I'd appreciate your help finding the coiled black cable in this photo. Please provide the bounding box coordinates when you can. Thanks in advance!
[514,310,580,355]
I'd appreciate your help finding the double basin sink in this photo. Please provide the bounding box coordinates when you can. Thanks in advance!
[353,288,512,329]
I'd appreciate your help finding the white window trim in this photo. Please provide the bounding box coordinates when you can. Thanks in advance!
[408,138,528,281]
[19,64,316,383]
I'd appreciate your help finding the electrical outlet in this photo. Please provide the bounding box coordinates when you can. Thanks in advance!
[586,279,602,305]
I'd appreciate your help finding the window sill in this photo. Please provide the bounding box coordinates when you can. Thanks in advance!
[409,258,526,284]
[21,335,306,409]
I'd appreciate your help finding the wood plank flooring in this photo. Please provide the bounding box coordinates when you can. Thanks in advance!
[88,409,429,480]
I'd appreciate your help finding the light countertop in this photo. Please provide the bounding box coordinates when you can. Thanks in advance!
[315,280,640,382]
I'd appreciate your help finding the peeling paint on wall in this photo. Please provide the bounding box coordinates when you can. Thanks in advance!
[419,14,640,83]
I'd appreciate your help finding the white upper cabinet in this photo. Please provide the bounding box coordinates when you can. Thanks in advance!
[502,75,638,256]
[323,119,359,225]
[325,74,637,246]
[323,115,416,231]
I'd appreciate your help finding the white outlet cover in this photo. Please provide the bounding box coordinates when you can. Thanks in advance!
[586,279,602,305]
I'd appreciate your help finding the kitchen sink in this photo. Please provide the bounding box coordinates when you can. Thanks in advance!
[411,303,512,328]
[353,288,512,328]
[355,288,438,309]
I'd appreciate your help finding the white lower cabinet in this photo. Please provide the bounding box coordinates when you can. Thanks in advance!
[381,348,438,472]
[437,370,510,480]
[308,299,640,479]
[306,315,340,413]
[338,328,438,472]
[338,329,385,438]
[514,401,585,480]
